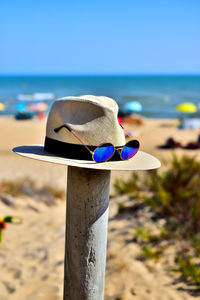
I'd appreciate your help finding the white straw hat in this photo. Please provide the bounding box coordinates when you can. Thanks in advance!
[13,95,161,171]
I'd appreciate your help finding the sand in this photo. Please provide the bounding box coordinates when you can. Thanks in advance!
[0,116,200,299]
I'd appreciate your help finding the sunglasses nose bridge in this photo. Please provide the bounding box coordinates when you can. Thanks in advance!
[116,148,122,154]
[116,145,123,153]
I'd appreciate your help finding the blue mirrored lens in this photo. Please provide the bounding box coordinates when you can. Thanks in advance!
[93,144,115,162]
[121,140,139,160]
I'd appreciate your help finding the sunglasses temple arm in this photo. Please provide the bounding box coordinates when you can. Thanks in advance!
[54,124,94,154]
[119,123,132,139]
[70,130,94,155]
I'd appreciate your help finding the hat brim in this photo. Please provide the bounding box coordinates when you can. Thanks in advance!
[13,145,161,171]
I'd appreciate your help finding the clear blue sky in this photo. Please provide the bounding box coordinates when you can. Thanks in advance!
[1,0,200,75]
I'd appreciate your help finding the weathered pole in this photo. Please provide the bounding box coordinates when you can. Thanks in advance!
[63,166,111,300]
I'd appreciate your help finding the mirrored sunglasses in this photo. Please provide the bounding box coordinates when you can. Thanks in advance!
[54,124,139,163]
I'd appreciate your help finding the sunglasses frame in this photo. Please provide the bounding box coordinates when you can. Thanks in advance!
[54,124,139,163]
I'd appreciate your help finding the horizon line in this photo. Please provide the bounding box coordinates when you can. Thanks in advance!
[0,72,200,77]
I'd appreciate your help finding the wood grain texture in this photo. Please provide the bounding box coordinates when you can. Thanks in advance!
[63,166,111,300]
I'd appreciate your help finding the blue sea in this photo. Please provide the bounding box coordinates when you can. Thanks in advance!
[0,75,200,118]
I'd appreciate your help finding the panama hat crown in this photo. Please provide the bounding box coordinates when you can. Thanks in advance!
[45,95,125,147]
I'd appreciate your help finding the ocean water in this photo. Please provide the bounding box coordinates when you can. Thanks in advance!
[0,75,200,118]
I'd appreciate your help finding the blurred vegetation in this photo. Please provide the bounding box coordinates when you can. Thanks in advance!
[114,173,140,196]
[0,178,65,200]
[114,155,200,286]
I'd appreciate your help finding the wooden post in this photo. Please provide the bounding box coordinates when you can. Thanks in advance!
[63,166,111,300]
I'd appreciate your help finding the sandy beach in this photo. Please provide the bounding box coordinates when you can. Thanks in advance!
[0,116,200,299]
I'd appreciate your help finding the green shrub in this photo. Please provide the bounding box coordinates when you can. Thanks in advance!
[174,254,200,286]
[140,245,163,262]
[114,155,200,287]
[114,155,200,237]
[114,173,140,196]
[0,178,65,200]
[146,155,200,235]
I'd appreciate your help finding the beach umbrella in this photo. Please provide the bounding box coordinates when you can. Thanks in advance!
[124,101,142,112]
[176,102,197,113]
[29,102,48,112]
[0,102,4,111]
[17,101,26,112]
